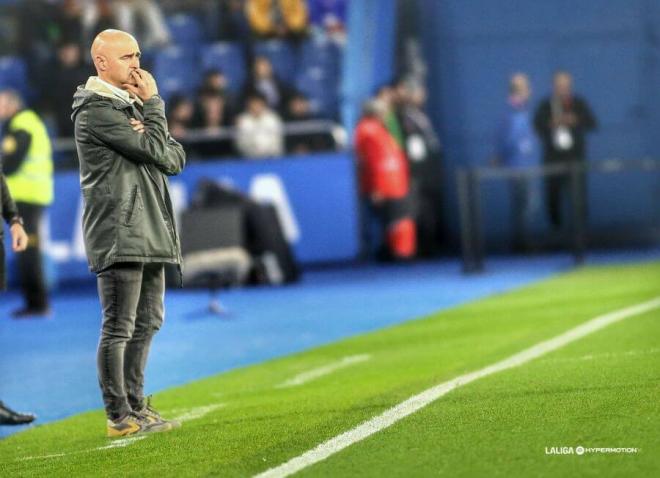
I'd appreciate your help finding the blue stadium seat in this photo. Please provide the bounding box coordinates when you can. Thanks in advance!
[299,36,342,79]
[152,46,200,101]
[295,66,337,117]
[200,42,247,93]
[253,40,297,84]
[0,56,28,97]
[167,13,205,49]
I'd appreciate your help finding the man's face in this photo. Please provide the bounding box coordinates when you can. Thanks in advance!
[204,95,225,120]
[254,58,273,79]
[0,92,18,121]
[248,97,266,116]
[377,87,393,105]
[206,72,227,91]
[58,43,81,67]
[95,35,141,88]
[411,87,427,107]
[512,74,531,102]
[553,73,572,99]
[173,100,194,121]
[290,97,309,117]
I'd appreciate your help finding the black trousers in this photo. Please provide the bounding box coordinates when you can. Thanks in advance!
[96,262,165,421]
[15,202,48,310]
[510,178,539,250]
[544,158,588,229]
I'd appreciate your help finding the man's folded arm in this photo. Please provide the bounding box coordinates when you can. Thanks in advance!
[86,98,184,175]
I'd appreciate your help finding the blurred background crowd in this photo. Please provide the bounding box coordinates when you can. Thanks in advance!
[0,0,349,159]
[0,0,658,300]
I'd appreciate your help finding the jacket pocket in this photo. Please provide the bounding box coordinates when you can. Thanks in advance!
[123,185,143,227]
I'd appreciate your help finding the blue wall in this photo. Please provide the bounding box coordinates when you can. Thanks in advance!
[342,0,397,135]
[418,0,660,245]
[6,153,362,287]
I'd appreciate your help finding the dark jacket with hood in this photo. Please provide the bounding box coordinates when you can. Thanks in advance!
[71,76,186,274]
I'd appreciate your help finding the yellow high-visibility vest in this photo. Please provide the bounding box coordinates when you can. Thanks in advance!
[4,109,53,206]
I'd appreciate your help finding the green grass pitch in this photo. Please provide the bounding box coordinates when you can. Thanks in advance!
[1,261,658,477]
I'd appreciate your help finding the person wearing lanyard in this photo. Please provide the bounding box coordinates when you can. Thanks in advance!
[534,71,597,230]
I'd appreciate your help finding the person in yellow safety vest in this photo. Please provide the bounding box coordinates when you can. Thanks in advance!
[0,89,53,318]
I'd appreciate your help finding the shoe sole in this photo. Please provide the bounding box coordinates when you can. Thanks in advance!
[107,422,173,438]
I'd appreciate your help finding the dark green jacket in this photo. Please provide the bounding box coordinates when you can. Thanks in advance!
[71,87,186,274]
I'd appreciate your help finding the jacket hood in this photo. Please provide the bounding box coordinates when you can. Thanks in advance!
[71,76,142,120]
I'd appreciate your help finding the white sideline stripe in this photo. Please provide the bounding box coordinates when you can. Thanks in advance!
[18,403,225,462]
[277,354,372,388]
[96,436,147,450]
[19,453,67,461]
[18,436,147,461]
[540,347,660,363]
[172,403,225,423]
[254,297,660,478]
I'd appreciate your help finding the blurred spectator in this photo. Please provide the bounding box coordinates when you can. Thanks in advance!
[16,1,62,105]
[193,87,232,132]
[308,0,347,44]
[246,0,309,39]
[496,73,540,251]
[355,100,416,260]
[167,94,195,140]
[394,79,444,256]
[283,91,313,122]
[284,92,334,153]
[243,56,294,114]
[198,69,238,112]
[376,84,405,149]
[235,92,284,158]
[54,0,85,48]
[217,0,251,42]
[112,0,171,49]
[200,68,230,95]
[0,89,53,318]
[81,0,118,47]
[52,41,91,138]
[534,71,597,229]
[16,1,59,59]
[395,81,441,163]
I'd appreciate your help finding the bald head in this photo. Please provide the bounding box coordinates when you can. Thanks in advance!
[91,29,141,88]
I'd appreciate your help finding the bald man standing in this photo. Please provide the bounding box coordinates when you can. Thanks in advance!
[72,30,185,437]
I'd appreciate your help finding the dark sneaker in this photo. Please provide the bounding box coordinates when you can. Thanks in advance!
[0,401,36,425]
[106,411,172,438]
[136,397,181,429]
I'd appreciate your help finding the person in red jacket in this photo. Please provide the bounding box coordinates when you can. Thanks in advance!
[355,100,416,260]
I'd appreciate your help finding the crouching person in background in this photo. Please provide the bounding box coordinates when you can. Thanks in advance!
[355,100,417,261]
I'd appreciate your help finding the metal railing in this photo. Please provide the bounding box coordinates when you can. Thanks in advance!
[52,119,346,156]
[457,158,660,273]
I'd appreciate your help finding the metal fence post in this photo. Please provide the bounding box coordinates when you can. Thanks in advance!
[569,162,587,264]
